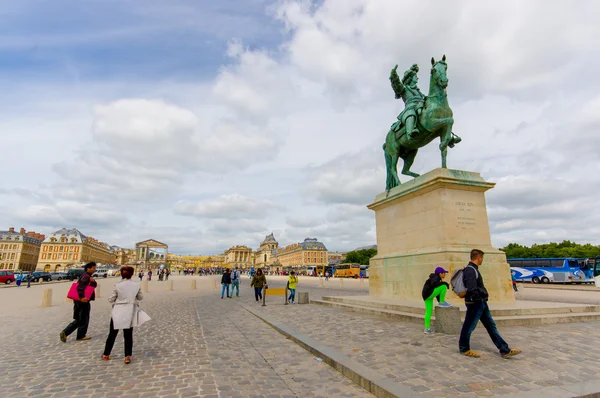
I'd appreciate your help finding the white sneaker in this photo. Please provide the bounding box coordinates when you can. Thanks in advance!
[424,328,435,334]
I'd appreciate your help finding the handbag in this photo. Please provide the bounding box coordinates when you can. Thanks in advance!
[67,282,95,301]
[136,309,151,327]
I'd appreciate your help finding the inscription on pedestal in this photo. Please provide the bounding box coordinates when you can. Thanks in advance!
[455,201,477,230]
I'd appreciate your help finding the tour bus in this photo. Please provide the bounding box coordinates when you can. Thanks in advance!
[333,263,361,278]
[305,266,317,276]
[507,258,590,284]
[576,257,600,281]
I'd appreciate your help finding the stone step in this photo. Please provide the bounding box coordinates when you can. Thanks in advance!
[320,296,600,317]
[312,299,600,327]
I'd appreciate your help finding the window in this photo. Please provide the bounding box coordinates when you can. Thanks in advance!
[52,253,58,260]
[508,260,522,267]
[43,246,48,252]
[536,259,551,268]
[551,259,565,268]
[41,253,47,260]
[62,254,67,260]
[73,254,78,260]
[59,246,64,252]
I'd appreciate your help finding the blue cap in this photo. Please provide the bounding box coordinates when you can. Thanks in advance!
[435,266,449,274]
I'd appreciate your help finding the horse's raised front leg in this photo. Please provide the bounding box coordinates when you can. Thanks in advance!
[401,149,420,178]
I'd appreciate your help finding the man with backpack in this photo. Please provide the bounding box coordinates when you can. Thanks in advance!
[230,266,241,298]
[421,266,452,334]
[457,249,521,358]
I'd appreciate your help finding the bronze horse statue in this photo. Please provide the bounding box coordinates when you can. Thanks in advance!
[383,55,461,190]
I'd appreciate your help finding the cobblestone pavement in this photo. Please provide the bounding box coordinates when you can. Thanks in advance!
[252,277,600,397]
[0,276,371,398]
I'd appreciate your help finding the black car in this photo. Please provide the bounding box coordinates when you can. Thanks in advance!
[66,268,85,281]
[31,272,52,282]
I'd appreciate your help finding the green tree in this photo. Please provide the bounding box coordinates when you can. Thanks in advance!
[500,241,600,259]
[342,248,377,265]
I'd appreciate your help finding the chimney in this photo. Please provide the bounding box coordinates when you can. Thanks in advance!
[39,234,46,240]
[26,232,34,237]
[20,227,25,235]
[8,227,14,233]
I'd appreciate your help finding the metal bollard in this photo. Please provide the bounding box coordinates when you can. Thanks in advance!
[191,280,197,290]
[40,288,52,307]
[141,280,149,293]
[262,286,266,307]
[167,280,173,291]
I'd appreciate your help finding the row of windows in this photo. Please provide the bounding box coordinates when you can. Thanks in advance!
[0,263,15,269]
[0,253,17,260]
[43,245,80,253]
[0,244,19,250]
[41,253,79,261]
[48,237,78,243]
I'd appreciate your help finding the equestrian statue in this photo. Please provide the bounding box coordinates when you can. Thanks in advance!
[383,54,461,190]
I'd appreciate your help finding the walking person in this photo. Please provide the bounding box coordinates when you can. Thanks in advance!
[147,270,152,281]
[325,271,329,281]
[231,266,241,298]
[422,266,452,334]
[458,249,521,358]
[15,272,22,287]
[165,268,170,281]
[26,272,32,288]
[250,268,267,302]
[60,262,98,342]
[221,268,232,299]
[511,271,518,292]
[101,266,146,364]
[138,271,143,282]
[287,271,298,304]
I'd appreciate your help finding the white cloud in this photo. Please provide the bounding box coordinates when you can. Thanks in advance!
[174,194,276,220]
[4,0,600,253]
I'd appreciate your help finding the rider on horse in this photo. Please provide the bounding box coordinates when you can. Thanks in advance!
[390,64,425,140]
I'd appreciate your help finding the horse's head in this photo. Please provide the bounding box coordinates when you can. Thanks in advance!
[430,54,448,89]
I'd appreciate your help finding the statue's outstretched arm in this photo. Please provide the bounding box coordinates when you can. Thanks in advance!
[389,65,404,99]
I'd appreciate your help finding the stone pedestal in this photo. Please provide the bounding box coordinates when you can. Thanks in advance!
[434,306,461,334]
[297,292,309,304]
[40,288,52,308]
[368,168,514,303]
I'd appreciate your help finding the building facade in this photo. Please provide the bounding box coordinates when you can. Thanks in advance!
[0,227,45,271]
[37,228,113,272]
[114,247,137,265]
[224,245,254,268]
[327,251,345,265]
[254,233,279,268]
[135,239,168,267]
[276,237,328,268]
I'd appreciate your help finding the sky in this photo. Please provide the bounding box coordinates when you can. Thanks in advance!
[2,0,600,255]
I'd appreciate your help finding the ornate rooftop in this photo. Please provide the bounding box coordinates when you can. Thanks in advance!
[261,233,277,245]
[0,230,44,245]
[44,228,87,243]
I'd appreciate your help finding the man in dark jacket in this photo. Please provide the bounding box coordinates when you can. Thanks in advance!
[60,262,97,342]
[221,268,232,299]
[458,249,520,358]
[422,267,452,334]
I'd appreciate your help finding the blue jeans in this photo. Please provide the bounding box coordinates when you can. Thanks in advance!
[254,287,263,301]
[459,301,510,354]
[231,280,240,297]
[221,283,230,297]
[288,288,296,303]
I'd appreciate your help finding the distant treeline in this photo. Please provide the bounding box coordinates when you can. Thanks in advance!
[500,241,600,259]
[342,248,377,265]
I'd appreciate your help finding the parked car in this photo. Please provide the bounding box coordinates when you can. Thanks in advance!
[0,270,15,284]
[31,272,52,282]
[66,268,85,281]
[93,269,108,278]
[50,272,68,281]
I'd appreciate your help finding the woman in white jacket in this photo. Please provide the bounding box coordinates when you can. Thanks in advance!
[101,266,143,364]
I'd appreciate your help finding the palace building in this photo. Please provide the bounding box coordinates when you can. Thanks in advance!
[0,227,45,271]
[224,245,254,268]
[276,237,328,268]
[37,228,113,272]
[254,233,279,268]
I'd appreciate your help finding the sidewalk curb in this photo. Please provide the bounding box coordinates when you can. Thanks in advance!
[239,303,420,398]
